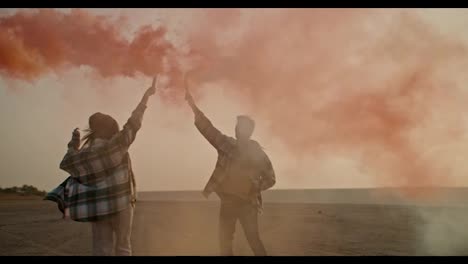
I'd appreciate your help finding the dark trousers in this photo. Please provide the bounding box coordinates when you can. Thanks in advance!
[218,194,267,256]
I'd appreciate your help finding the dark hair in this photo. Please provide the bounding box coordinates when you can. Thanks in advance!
[236,115,255,136]
[82,112,119,148]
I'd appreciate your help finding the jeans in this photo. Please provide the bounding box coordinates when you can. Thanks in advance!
[218,194,267,256]
[91,204,134,256]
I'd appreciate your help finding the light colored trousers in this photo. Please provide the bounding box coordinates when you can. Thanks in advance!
[91,205,134,256]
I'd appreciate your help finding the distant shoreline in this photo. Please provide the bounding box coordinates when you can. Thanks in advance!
[2,187,467,206]
[137,188,468,206]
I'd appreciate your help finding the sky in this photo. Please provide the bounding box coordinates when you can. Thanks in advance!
[2,8,468,193]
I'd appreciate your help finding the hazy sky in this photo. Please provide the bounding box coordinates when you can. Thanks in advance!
[2,8,468,192]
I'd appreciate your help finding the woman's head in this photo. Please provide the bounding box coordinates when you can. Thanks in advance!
[82,112,119,145]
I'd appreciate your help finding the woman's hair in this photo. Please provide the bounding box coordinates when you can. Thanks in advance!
[81,112,119,148]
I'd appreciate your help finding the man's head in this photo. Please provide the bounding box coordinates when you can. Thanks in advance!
[235,115,255,141]
[87,112,119,140]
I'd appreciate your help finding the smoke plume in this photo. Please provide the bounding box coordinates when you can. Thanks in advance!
[2,9,468,196]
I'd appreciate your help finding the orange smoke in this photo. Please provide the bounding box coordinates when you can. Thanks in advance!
[0,9,183,90]
[185,9,468,194]
[2,9,467,195]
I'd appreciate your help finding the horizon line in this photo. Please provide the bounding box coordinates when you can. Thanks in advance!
[138,186,468,193]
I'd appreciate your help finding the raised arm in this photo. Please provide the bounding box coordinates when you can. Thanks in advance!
[184,74,232,152]
[59,77,157,174]
[59,128,81,171]
[111,76,157,148]
[68,128,81,151]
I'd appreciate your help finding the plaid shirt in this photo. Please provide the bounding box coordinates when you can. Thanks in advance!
[194,110,276,212]
[45,102,147,222]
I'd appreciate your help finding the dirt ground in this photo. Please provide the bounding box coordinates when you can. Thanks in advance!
[0,196,467,256]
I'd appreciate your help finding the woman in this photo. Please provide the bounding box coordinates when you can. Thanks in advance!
[45,77,158,256]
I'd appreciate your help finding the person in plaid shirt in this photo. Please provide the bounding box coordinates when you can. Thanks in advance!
[45,77,157,256]
[184,75,276,256]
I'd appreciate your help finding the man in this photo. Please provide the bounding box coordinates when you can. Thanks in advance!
[45,77,158,256]
[184,76,276,256]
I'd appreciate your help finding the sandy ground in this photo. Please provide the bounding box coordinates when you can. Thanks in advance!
[1,196,468,256]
